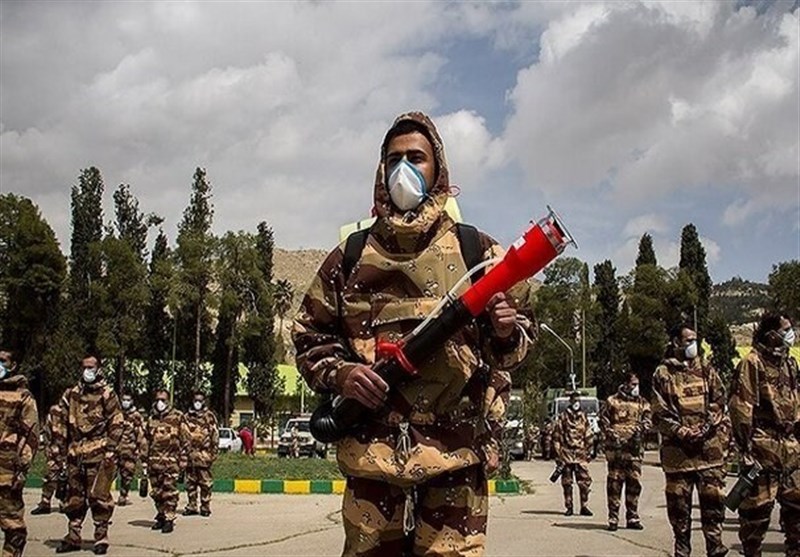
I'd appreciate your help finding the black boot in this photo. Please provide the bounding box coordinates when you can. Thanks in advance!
[161,520,174,534]
[31,503,52,515]
[151,514,165,530]
[55,541,81,554]
[93,544,109,555]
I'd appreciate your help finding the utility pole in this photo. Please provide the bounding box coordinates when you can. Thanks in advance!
[541,323,576,392]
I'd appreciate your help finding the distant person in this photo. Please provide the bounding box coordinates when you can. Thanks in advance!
[0,349,39,557]
[553,391,594,516]
[32,403,65,515]
[182,392,218,517]
[290,423,300,459]
[144,389,188,534]
[52,354,122,555]
[239,425,254,456]
[652,324,730,557]
[117,391,146,506]
[600,372,651,531]
[729,311,799,555]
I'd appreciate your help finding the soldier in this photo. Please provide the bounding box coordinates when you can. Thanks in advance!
[0,349,39,557]
[144,389,188,534]
[600,372,652,531]
[524,423,540,461]
[541,418,554,460]
[117,391,145,506]
[292,112,534,556]
[289,422,300,459]
[32,404,65,515]
[52,354,123,555]
[553,391,594,516]
[729,312,799,556]
[181,391,218,517]
[652,324,730,557]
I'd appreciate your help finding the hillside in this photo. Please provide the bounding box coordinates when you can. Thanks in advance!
[710,276,769,325]
[273,247,328,309]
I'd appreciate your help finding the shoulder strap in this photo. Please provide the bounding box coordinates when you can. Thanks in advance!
[455,223,484,283]
[342,228,371,281]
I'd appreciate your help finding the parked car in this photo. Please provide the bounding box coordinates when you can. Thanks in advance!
[277,416,328,458]
[218,427,242,453]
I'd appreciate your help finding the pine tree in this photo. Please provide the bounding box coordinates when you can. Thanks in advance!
[678,223,712,334]
[706,311,737,387]
[635,233,657,267]
[768,260,800,321]
[68,167,105,350]
[175,167,216,402]
[143,229,173,405]
[590,260,622,397]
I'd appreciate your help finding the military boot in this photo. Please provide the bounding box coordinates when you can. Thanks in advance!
[31,502,52,515]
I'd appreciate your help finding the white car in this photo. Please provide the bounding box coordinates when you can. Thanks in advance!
[277,416,328,458]
[218,428,242,453]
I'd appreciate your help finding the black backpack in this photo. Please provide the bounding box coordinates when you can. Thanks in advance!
[341,222,485,283]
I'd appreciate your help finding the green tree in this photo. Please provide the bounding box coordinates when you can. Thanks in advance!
[635,233,657,267]
[768,260,800,321]
[590,260,623,397]
[175,168,216,400]
[68,167,105,350]
[0,194,68,410]
[143,229,173,405]
[706,311,737,386]
[678,223,712,334]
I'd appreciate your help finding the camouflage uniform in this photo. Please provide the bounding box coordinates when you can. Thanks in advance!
[117,406,146,502]
[552,407,594,513]
[652,357,730,557]
[729,346,799,556]
[541,420,554,460]
[144,406,188,525]
[292,112,533,557]
[0,374,39,557]
[182,407,218,514]
[52,378,123,550]
[36,404,64,511]
[600,386,652,527]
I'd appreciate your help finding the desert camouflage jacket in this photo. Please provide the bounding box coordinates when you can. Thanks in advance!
[144,406,188,471]
[729,347,799,470]
[0,374,39,487]
[53,378,123,465]
[293,112,534,487]
[118,408,146,460]
[43,403,64,463]
[183,408,219,468]
[601,387,652,458]
[652,358,730,473]
[553,408,593,464]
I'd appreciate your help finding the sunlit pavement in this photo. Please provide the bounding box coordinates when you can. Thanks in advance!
[18,454,787,556]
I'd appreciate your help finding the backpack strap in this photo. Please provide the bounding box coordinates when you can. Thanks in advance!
[342,228,371,281]
[454,223,484,282]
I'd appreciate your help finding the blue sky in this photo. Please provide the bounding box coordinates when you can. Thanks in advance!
[1,1,798,284]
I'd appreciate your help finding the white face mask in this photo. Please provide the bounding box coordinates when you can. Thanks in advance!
[193,400,204,411]
[155,400,167,413]
[571,401,580,411]
[630,385,640,398]
[783,328,796,347]
[121,399,132,410]
[0,362,8,380]
[387,159,428,211]
[82,368,97,384]
[684,341,698,360]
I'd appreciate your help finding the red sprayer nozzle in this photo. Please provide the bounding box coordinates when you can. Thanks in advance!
[460,206,576,317]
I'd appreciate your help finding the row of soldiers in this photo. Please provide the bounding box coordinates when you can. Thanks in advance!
[548,312,799,557]
[0,353,219,556]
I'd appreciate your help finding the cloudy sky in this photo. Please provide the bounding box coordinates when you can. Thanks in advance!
[1,1,798,283]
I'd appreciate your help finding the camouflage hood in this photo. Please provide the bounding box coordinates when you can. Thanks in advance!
[372,112,452,251]
[0,374,28,391]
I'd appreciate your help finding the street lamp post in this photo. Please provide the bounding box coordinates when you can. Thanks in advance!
[540,322,576,392]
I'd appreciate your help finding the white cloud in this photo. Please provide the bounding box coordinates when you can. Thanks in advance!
[436,110,506,192]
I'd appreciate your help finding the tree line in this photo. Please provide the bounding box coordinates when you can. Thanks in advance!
[0,167,295,426]
[517,226,798,404]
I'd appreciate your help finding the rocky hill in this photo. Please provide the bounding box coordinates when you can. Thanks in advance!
[273,247,328,309]
[710,276,770,326]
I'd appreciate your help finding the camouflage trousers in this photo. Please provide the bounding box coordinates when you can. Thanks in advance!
[738,466,800,557]
[63,462,115,547]
[342,465,488,557]
[561,462,592,511]
[41,457,59,504]
[664,467,727,557]
[185,466,213,512]
[0,485,26,557]
[150,465,179,522]
[606,454,643,526]
[117,455,137,497]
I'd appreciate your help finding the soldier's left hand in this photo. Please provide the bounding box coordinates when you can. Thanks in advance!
[486,293,517,339]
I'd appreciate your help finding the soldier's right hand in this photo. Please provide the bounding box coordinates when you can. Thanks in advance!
[341,364,389,410]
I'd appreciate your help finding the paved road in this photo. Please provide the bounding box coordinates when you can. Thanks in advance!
[18,454,788,556]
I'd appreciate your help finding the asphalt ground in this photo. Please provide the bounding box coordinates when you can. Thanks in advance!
[16,453,789,556]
